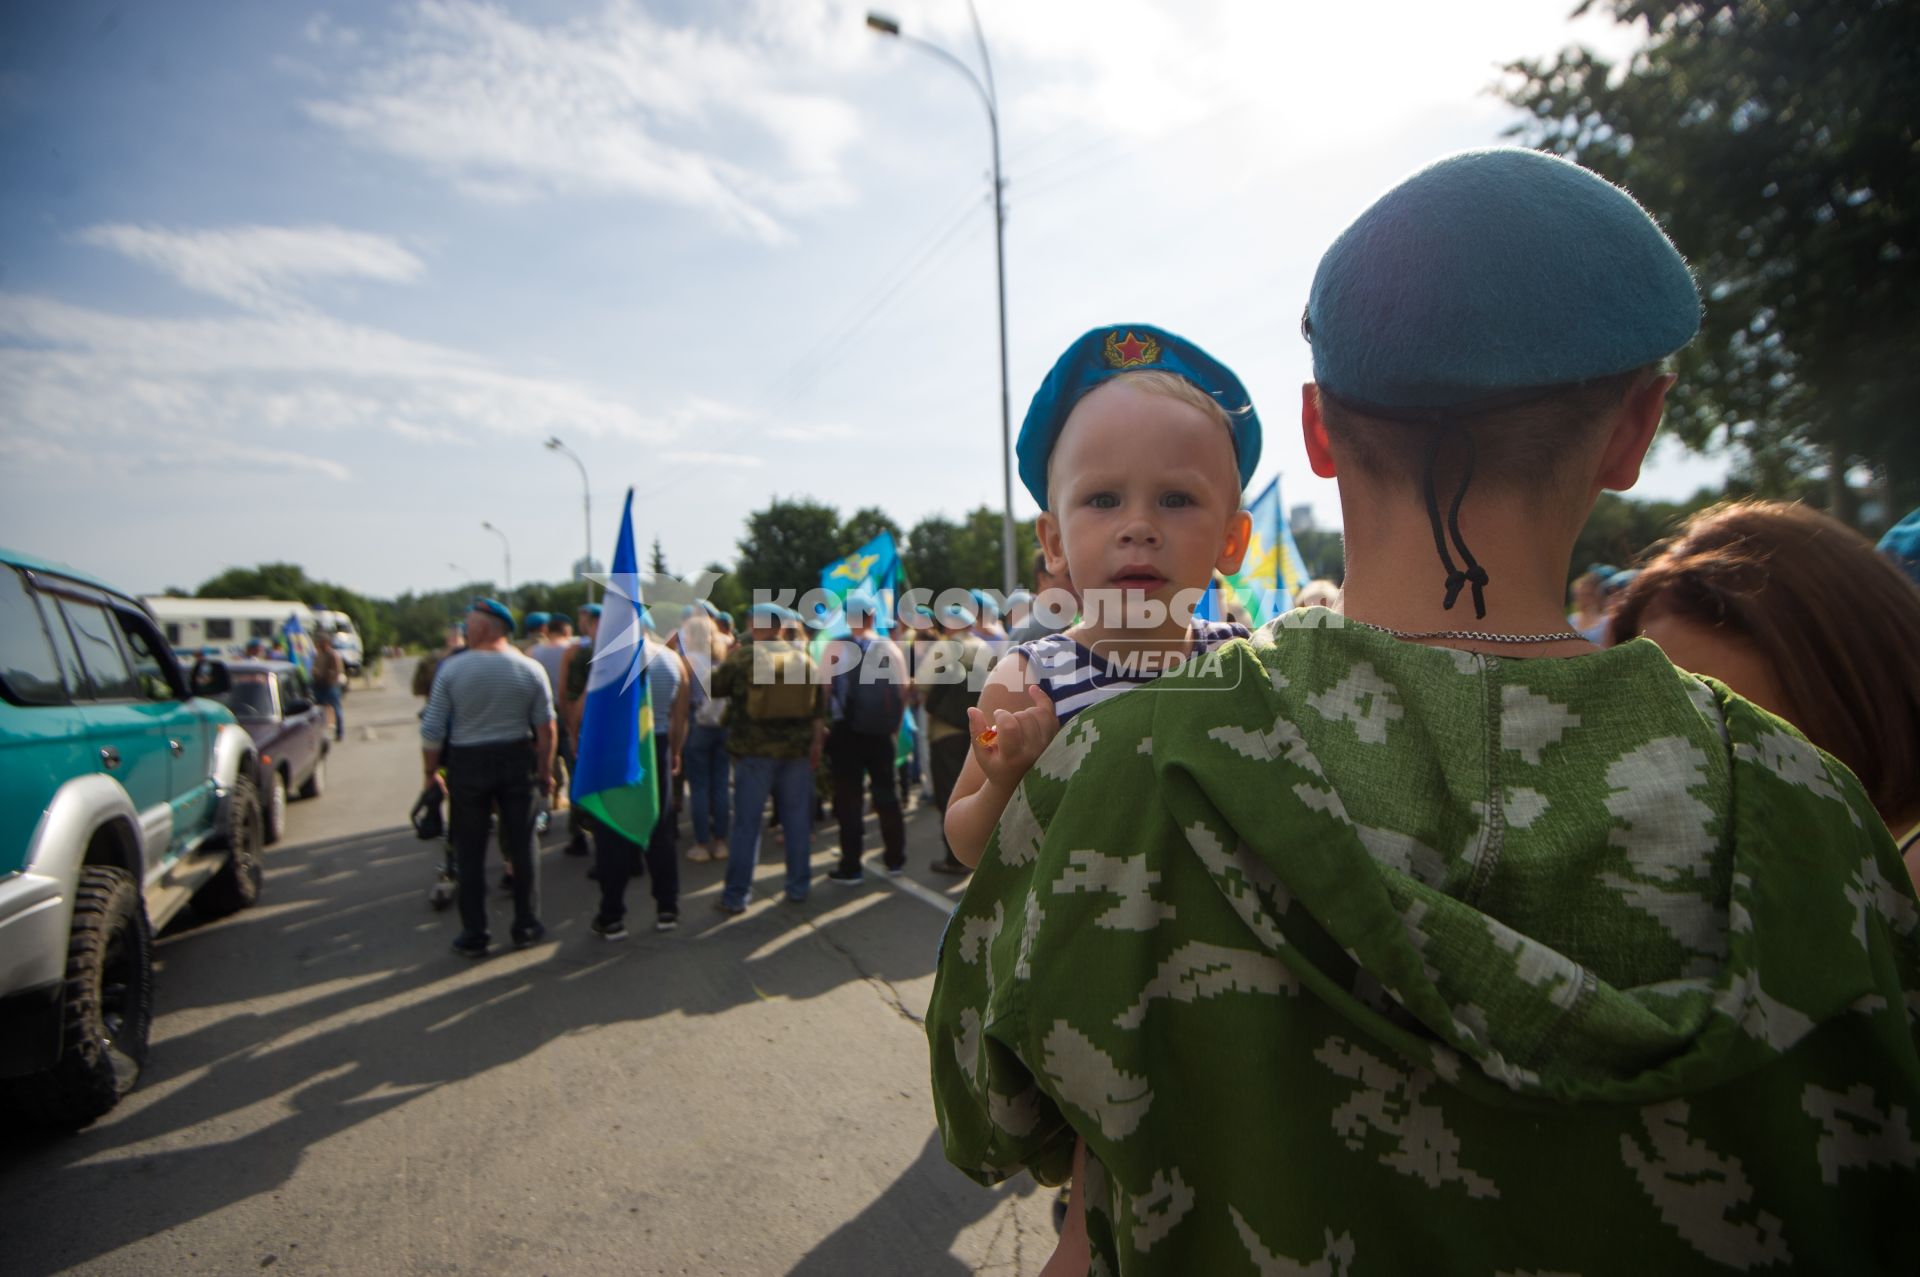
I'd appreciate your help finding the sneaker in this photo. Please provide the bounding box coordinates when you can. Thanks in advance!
[713,898,747,917]
[685,845,711,864]
[451,934,490,959]
[882,862,906,878]
[783,892,806,905]
[827,867,865,886]
[930,857,971,876]
[511,922,547,950]
[655,911,680,932]
[497,871,515,894]
[590,916,628,942]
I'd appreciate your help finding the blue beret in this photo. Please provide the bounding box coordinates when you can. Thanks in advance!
[470,597,515,631]
[1016,323,1261,509]
[844,588,880,618]
[969,588,1001,619]
[1602,568,1640,595]
[940,602,977,627]
[1306,148,1700,413]
[1878,507,1920,587]
[524,611,550,629]
[749,602,785,624]
[696,599,722,619]
[580,602,603,618]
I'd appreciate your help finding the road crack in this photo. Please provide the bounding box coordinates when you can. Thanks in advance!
[803,916,925,1028]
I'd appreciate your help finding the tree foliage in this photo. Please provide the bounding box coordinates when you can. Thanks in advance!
[732,497,846,601]
[1503,0,1919,521]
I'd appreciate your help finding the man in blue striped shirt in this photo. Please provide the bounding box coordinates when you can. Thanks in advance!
[422,598,557,958]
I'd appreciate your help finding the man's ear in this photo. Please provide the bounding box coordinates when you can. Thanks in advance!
[1216,509,1254,575]
[1302,384,1338,479]
[1594,372,1675,492]
[1036,510,1068,577]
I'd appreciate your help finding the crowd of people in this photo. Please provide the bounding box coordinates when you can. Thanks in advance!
[405,146,1919,1274]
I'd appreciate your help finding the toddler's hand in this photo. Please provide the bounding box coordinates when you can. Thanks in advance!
[967,685,1060,788]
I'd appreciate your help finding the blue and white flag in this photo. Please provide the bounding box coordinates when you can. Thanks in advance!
[571,489,660,844]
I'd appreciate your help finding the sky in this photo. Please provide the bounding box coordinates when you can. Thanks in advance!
[0,0,1729,600]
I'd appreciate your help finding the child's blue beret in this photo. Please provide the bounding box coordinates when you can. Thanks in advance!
[1015,323,1261,510]
[1306,148,1700,414]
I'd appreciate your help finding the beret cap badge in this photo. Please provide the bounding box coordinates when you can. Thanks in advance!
[1103,330,1160,369]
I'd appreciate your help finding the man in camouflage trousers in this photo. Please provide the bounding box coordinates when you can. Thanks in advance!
[927,149,1920,1274]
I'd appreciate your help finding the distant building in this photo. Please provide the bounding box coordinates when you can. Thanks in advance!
[1289,504,1316,536]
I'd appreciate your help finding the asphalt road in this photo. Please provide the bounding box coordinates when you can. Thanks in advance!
[1,659,1055,1275]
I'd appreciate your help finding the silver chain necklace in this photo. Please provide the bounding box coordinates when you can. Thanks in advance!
[1346,618,1585,645]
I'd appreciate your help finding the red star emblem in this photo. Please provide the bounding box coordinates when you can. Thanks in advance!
[1103,330,1161,369]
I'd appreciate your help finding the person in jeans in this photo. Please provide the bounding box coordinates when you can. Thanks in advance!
[711,603,825,914]
[823,589,908,884]
[311,630,345,741]
[421,598,556,957]
[589,630,691,939]
[557,603,601,858]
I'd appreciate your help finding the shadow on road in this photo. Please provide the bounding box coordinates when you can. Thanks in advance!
[788,1131,1045,1276]
[0,805,959,1274]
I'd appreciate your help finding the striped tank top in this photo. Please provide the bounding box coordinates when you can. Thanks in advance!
[1014,619,1249,724]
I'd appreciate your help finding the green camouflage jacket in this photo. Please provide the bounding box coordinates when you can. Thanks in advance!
[711,635,824,761]
[928,614,1920,1274]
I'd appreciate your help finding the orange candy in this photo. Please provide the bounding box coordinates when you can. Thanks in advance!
[974,727,999,748]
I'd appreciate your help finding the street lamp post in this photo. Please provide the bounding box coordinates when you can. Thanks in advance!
[868,4,1016,596]
[544,436,595,602]
[480,521,512,594]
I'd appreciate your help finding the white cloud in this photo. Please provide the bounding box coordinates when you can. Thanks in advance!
[302,0,865,242]
[74,223,424,311]
[0,292,701,478]
[765,421,856,443]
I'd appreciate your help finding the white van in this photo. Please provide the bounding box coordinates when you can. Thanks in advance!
[143,597,317,667]
[312,610,364,676]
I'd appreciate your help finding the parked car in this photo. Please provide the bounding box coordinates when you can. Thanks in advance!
[204,659,329,843]
[0,548,265,1131]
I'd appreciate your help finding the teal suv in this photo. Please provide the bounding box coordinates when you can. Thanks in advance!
[0,549,265,1130]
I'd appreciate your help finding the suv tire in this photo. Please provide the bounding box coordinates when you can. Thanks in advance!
[195,771,264,918]
[0,865,153,1131]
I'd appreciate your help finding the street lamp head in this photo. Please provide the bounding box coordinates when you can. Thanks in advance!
[481,520,496,532]
[544,436,562,451]
[866,12,900,36]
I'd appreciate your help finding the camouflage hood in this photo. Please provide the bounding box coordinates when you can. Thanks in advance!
[928,617,1920,1273]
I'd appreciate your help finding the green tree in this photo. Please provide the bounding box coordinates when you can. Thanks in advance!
[649,536,669,576]
[1503,0,1920,523]
[953,507,1039,593]
[704,561,750,622]
[841,506,903,557]
[733,497,843,602]
[903,515,966,595]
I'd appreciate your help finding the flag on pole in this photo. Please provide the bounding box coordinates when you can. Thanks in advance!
[1197,477,1309,625]
[571,488,661,845]
[815,531,901,646]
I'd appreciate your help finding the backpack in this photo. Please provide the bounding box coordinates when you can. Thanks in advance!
[744,642,817,722]
[841,637,905,737]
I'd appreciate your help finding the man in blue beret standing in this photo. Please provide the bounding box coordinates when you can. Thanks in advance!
[422,598,556,957]
[927,149,1920,1273]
